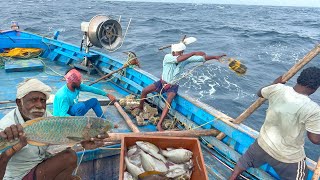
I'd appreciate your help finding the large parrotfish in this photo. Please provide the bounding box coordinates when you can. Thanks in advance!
[0,116,113,150]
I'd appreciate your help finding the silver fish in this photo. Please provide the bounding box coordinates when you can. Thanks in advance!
[136,141,167,163]
[161,148,193,164]
[125,156,144,178]
[166,168,187,179]
[166,160,193,179]
[140,150,168,173]
[124,171,135,180]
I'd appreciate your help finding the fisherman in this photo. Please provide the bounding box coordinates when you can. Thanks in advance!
[53,68,116,118]
[229,67,320,180]
[10,21,19,30]
[135,42,226,131]
[0,78,78,179]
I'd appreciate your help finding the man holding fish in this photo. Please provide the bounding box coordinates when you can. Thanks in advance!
[135,41,226,131]
[0,78,105,180]
[53,68,116,118]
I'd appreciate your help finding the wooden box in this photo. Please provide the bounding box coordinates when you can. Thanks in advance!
[119,135,208,180]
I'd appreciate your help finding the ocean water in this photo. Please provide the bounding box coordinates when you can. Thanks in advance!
[1,1,319,161]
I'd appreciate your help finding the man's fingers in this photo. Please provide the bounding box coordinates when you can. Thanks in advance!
[19,133,27,144]
[16,124,24,135]
[4,127,14,141]
[10,125,19,140]
[0,131,7,139]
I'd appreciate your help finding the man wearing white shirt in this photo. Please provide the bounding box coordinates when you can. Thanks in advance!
[0,78,77,180]
[135,42,225,131]
[230,67,320,180]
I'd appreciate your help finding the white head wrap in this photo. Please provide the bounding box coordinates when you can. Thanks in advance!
[16,78,52,100]
[171,42,186,52]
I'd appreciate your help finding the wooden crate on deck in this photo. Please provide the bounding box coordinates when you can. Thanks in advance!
[119,135,208,180]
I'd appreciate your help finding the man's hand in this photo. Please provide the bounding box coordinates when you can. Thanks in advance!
[12,133,27,152]
[218,54,227,59]
[1,125,27,156]
[80,134,108,150]
[0,124,24,142]
[107,94,116,103]
[273,75,286,84]
[193,51,206,56]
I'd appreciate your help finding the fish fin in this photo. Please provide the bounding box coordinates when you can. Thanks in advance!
[27,140,48,146]
[66,136,84,142]
[67,142,79,148]
[22,117,46,128]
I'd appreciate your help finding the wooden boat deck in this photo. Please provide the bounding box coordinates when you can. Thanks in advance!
[0,58,240,179]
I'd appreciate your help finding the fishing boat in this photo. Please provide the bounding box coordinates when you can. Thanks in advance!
[0,16,319,180]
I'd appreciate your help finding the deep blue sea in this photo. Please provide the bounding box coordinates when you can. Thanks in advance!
[1,0,319,161]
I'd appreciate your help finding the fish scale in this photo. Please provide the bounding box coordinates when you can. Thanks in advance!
[0,116,113,150]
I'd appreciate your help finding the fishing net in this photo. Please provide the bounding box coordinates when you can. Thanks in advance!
[0,48,42,59]
[219,57,247,75]
[227,58,247,75]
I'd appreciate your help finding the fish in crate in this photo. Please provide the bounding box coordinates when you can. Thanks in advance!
[120,136,208,180]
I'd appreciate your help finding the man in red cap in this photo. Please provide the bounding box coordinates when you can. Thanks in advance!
[53,68,116,118]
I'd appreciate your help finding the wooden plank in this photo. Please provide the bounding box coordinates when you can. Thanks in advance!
[5,59,44,72]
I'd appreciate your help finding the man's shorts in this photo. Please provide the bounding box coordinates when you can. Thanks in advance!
[153,80,179,94]
[238,140,308,180]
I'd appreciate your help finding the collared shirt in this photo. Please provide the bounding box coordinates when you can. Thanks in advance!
[257,84,320,163]
[53,83,107,116]
[162,54,205,84]
[0,108,51,179]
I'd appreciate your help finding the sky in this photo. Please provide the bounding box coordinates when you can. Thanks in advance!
[110,0,320,8]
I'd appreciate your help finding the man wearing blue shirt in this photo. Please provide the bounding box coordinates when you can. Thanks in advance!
[136,42,226,131]
[53,69,116,118]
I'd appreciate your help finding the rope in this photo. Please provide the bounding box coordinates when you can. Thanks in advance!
[99,55,137,83]
[100,100,113,118]
[38,59,65,77]
[74,147,85,175]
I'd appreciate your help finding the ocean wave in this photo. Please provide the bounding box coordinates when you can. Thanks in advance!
[144,17,171,25]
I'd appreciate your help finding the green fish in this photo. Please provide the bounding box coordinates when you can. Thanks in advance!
[0,116,113,150]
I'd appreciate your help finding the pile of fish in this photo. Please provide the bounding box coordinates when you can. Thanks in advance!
[124,141,194,180]
[119,95,177,130]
